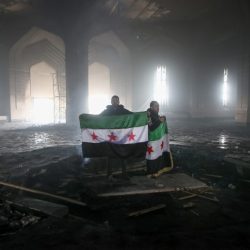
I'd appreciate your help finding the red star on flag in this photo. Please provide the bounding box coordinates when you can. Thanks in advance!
[160,141,164,150]
[147,146,154,155]
[91,132,98,141]
[128,132,136,141]
[108,132,117,142]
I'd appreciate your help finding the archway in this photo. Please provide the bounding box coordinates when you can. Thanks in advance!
[88,62,111,114]
[88,31,132,113]
[9,27,66,123]
[27,62,55,123]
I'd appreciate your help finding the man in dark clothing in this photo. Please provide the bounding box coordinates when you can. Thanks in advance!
[100,95,132,115]
[147,101,166,131]
[147,101,169,178]
[100,95,132,180]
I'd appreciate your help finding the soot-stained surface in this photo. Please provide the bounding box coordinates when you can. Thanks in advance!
[0,119,250,249]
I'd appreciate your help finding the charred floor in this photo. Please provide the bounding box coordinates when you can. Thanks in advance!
[0,119,250,249]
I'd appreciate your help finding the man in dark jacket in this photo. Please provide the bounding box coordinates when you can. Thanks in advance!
[147,101,168,178]
[100,95,132,115]
[147,101,166,131]
[100,95,132,180]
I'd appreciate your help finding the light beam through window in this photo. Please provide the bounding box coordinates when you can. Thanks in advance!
[222,69,228,106]
[153,66,168,107]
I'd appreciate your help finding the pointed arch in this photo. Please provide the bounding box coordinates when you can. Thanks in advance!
[9,27,66,123]
[88,30,132,111]
[88,62,111,114]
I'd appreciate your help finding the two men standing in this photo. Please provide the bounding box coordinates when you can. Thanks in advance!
[99,96,169,179]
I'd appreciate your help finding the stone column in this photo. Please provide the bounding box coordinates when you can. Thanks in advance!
[0,44,10,121]
[235,55,250,124]
[65,36,89,124]
[188,59,201,118]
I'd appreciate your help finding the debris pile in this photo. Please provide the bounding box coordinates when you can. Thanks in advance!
[0,198,41,237]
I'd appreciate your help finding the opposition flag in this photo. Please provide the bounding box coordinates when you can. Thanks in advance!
[146,122,173,176]
[79,112,148,159]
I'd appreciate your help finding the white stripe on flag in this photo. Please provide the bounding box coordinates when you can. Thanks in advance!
[146,134,170,160]
[81,125,148,144]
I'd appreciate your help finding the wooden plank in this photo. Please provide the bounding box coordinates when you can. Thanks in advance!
[98,184,207,197]
[178,194,197,200]
[99,188,175,197]
[6,198,68,218]
[177,188,211,200]
[109,1,119,15]
[203,174,223,178]
[14,198,68,218]
[0,180,86,207]
[182,190,219,203]
[128,204,166,217]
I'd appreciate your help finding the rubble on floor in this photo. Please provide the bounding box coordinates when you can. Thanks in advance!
[0,198,41,237]
[0,120,250,249]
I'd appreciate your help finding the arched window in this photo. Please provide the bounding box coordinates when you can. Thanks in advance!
[88,62,111,114]
[9,27,66,123]
[29,62,55,124]
[222,69,228,106]
[153,66,168,107]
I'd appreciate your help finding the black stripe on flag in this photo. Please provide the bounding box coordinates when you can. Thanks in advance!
[82,142,147,159]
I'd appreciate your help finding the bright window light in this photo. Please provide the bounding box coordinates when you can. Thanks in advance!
[153,66,168,107]
[88,94,109,114]
[222,69,228,106]
[88,62,110,114]
[32,98,54,124]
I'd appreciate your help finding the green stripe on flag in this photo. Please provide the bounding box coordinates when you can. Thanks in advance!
[79,112,148,129]
[148,122,168,141]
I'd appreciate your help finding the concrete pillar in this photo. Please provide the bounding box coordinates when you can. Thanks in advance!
[235,55,250,124]
[0,44,10,121]
[188,60,201,118]
[65,37,89,124]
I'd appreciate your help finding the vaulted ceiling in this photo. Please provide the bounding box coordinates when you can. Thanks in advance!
[0,0,247,22]
[102,0,221,21]
[0,0,249,55]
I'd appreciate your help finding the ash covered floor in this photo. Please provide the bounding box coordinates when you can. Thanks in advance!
[0,119,250,249]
